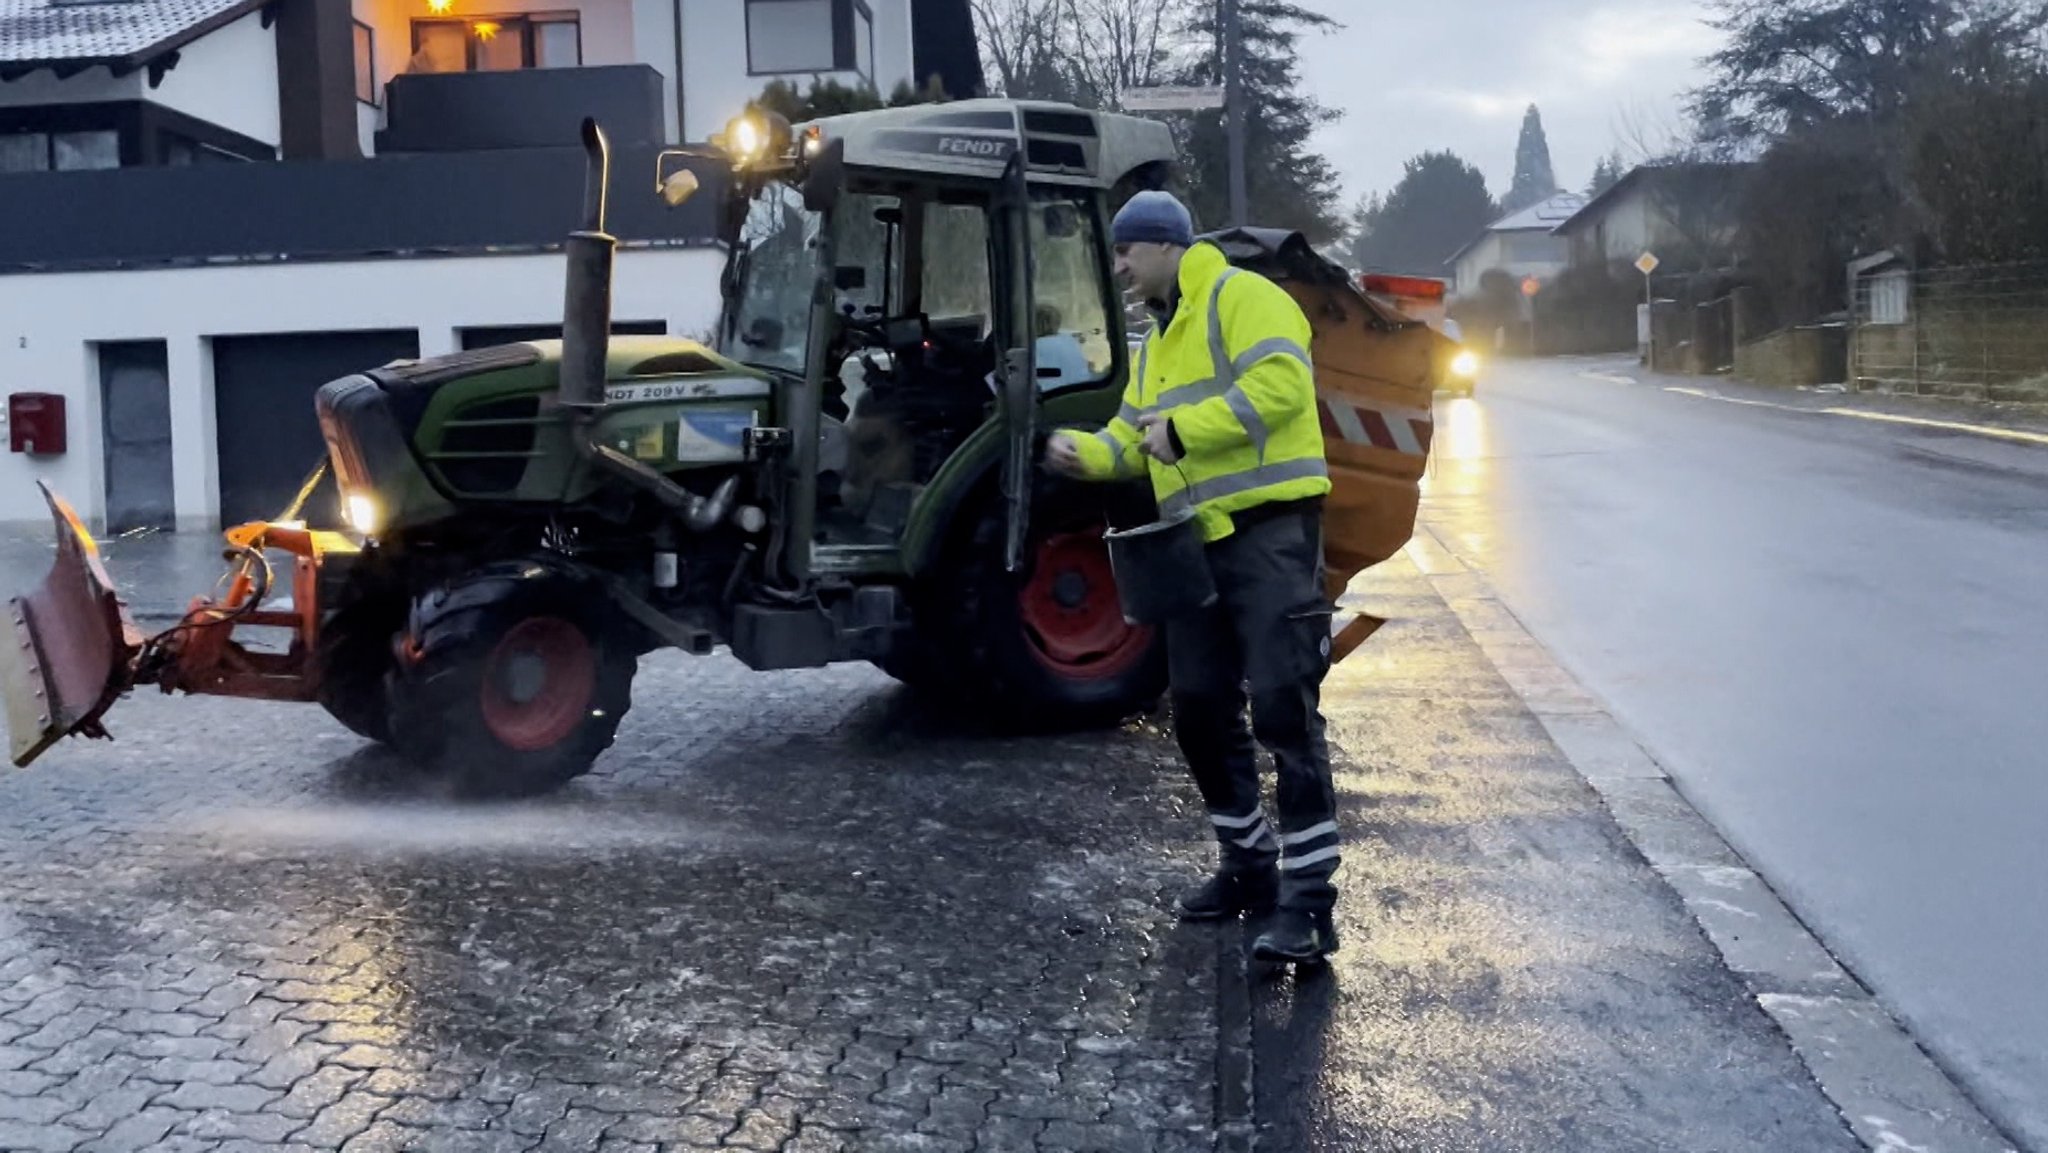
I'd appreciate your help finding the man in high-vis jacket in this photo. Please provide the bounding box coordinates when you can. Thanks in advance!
[1045,191,1340,964]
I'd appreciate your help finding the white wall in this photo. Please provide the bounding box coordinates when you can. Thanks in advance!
[631,0,681,143]
[0,246,724,530]
[145,9,282,148]
[680,0,914,142]
[1454,232,1570,301]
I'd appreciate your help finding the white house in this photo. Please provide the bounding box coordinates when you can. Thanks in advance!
[1550,163,1748,271]
[0,0,981,533]
[1447,192,1584,300]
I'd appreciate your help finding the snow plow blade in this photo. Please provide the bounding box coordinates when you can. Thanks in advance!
[1205,227,1441,660]
[0,482,143,768]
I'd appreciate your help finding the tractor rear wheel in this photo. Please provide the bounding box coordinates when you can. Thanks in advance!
[385,561,635,798]
[905,487,1168,731]
[314,593,406,743]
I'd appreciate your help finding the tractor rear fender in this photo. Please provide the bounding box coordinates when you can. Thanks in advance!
[901,386,1142,578]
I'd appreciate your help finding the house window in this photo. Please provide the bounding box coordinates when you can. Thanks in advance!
[353,20,378,105]
[409,13,581,74]
[0,130,119,172]
[747,0,873,79]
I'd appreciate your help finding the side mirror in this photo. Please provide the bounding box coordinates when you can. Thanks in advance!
[802,137,845,213]
[661,167,700,208]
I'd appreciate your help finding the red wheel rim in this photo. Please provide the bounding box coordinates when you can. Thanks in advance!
[478,617,597,751]
[1018,525,1154,681]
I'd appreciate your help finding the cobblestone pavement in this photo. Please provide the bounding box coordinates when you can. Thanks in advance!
[0,538,1878,1152]
[0,650,1221,1151]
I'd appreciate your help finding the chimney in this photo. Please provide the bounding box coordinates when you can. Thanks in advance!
[274,0,363,160]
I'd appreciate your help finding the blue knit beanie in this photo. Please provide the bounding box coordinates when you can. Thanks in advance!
[1113,190,1195,248]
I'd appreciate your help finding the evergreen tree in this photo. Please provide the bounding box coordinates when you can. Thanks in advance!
[1586,150,1630,198]
[1348,151,1497,275]
[1503,104,1560,212]
[1168,2,1347,242]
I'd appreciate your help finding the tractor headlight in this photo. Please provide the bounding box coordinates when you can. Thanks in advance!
[717,111,792,167]
[1450,350,1481,379]
[344,492,381,537]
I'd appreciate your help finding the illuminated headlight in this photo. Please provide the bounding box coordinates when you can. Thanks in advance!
[1450,350,1481,378]
[344,492,381,537]
[731,116,762,158]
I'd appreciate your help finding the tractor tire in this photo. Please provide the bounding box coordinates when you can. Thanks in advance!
[903,485,1168,731]
[385,559,636,798]
[314,593,406,744]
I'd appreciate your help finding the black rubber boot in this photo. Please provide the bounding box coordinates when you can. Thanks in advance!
[1251,906,1339,964]
[1176,864,1278,921]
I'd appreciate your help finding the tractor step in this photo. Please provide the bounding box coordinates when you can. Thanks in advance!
[731,587,901,671]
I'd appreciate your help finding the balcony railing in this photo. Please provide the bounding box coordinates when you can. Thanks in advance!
[375,64,669,154]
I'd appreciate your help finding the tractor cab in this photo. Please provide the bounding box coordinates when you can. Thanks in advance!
[663,100,1176,584]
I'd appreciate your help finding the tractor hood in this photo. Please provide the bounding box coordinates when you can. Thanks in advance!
[802,98,1176,190]
[367,336,765,394]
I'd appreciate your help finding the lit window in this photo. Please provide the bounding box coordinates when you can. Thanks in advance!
[408,14,581,73]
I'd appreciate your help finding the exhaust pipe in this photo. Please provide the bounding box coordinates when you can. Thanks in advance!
[560,118,735,532]
[559,118,614,411]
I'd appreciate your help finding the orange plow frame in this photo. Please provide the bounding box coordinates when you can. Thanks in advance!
[0,482,356,768]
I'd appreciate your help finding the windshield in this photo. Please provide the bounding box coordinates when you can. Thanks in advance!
[723,180,823,373]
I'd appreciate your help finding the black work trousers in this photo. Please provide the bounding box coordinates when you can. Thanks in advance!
[1166,502,1340,913]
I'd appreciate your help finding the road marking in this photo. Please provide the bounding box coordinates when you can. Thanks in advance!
[1644,381,2048,448]
[1815,407,2048,447]
[1663,386,1788,410]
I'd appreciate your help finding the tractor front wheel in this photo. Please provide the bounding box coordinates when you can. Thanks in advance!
[385,562,635,798]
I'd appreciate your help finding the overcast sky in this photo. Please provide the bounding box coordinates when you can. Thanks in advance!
[1291,0,1727,212]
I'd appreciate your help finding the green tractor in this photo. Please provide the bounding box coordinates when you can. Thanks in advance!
[2,100,1186,796]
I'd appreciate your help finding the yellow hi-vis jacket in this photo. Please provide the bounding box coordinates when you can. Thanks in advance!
[1070,241,1330,542]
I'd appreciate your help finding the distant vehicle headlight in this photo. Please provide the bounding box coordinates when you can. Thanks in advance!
[1450,350,1481,378]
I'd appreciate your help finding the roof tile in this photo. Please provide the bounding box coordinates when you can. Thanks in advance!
[0,0,252,65]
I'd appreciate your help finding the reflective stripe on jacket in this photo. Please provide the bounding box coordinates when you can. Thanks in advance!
[1072,241,1329,542]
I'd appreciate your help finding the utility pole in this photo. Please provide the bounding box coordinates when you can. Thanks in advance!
[1222,0,1247,227]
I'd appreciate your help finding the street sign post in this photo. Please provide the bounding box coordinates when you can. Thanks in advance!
[1637,251,1659,366]
[1522,277,1542,352]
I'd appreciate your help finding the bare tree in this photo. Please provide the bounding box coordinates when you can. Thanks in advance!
[1061,0,1195,109]
[972,0,1196,108]
[970,0,1076,101]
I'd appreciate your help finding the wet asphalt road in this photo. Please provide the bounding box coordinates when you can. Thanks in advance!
[0,523,1859,1150]
[1421,355,2048,1149]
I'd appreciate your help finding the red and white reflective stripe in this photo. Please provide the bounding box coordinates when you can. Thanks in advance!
[1319,398,1432,456]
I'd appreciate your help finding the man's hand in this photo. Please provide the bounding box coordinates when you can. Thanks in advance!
[1044,432,1088,478]
[1137,412,1183,465]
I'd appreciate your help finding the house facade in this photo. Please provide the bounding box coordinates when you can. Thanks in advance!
[1448,193,1583,301]
[1551,163,1747,271]
[0,0,981,533]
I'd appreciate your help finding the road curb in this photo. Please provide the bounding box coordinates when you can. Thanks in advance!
[1213,919,1256,1153]
[1406,516,2025,1153]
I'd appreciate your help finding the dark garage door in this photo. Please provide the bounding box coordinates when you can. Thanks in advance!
[212,330,420,527]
